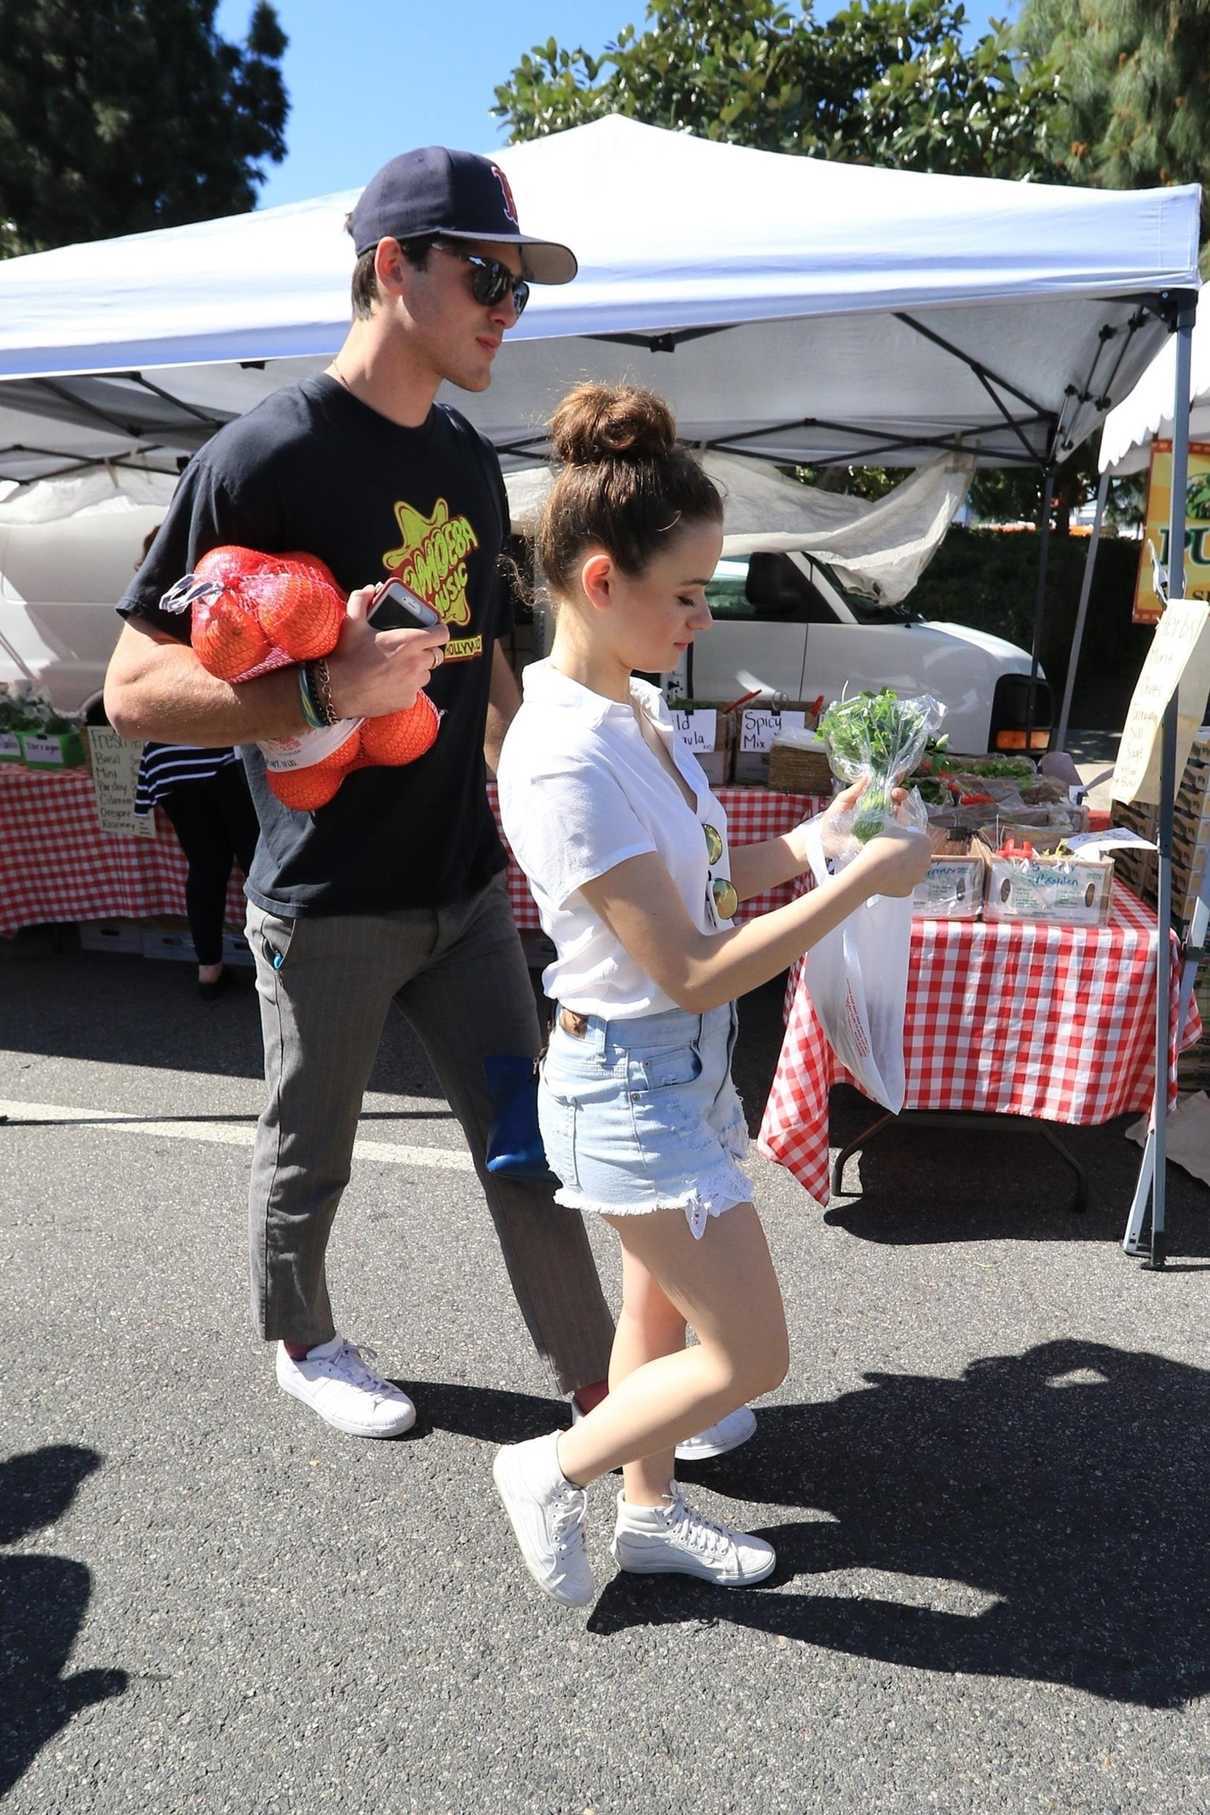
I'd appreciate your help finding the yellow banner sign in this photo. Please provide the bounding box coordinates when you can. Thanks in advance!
[1133,439,1210,624]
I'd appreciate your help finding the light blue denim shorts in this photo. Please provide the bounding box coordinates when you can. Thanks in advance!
[538,1002,752,1240]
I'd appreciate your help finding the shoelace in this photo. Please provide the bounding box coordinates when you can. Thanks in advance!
[550,1487,588,1556]
[666,1495,733,1559]
[329,1339,391,1400]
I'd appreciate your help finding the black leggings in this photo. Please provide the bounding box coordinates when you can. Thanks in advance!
[161,765,260,967]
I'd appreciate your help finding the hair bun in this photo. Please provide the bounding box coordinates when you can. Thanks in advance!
[548,382,677,467]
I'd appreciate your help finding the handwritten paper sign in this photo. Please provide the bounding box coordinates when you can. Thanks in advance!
[1110,599,1210,806]
[86,726,157,839]
[739,708,806,754]
[671,708,717,752]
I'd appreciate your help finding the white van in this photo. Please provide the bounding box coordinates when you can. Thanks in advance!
[673,552,1051,754]
[0,492,169,718]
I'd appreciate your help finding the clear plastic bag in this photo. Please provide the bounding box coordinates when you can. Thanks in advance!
[818,689,944,843]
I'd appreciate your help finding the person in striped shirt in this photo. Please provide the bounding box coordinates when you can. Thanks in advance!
[132,529,259,999]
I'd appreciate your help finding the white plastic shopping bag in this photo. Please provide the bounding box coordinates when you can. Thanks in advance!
[801,822,912,1113]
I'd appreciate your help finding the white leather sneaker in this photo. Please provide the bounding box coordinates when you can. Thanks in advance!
[672,1404,757,1462]
[611,1488,775,1586]
[570,1398,757,1462]
[275,1337,416,1438]
[493,1431,595,1608]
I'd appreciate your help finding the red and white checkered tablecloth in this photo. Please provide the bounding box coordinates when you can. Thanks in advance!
[0,765,246,937]
[1,766,825,942]
[759,888,1202,1207]
[486,781,827,930]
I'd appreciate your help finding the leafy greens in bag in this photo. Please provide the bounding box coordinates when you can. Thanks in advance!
[818,689,944,842]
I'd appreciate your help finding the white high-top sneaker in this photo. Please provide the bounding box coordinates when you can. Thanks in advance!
[571,1399,757,1462]
[611,1488,775,1586]
[493,1431,595,1608]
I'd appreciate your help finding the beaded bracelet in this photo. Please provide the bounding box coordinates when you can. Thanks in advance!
[297,663,326,731]
[303,658,339,727]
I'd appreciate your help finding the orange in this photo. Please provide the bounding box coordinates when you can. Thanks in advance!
[191,590,271,680]
[358,693,440,766]
[268,765,345,811]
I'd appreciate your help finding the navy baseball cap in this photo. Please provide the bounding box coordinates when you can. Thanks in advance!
[348,146,577,285]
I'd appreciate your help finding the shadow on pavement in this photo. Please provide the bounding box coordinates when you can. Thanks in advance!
[0,943,447,1097]
[0,1445,128,1798]
[394,1379,568,1447]
[821,1087,1210,1256]
[586,1339,1210,1709]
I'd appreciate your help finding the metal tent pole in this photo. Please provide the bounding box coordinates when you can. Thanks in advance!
[1056,468,1110,753]
[1127,294,1197,1269]
[1025,467,1057,744]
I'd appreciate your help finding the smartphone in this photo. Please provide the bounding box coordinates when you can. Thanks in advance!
[368,579,443,632]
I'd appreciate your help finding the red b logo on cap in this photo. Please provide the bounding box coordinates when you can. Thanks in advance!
[491,164,519,227]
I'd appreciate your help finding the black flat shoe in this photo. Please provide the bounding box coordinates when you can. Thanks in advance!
[197,971,227,1002]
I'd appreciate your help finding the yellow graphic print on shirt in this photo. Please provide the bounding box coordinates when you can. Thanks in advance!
[382,497,483,662]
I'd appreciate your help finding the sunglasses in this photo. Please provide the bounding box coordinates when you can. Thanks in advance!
[703,822,738,922]
[434,241,530,318]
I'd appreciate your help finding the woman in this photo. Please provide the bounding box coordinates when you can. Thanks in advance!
[132,528,259,999]
[493,383,931,1607]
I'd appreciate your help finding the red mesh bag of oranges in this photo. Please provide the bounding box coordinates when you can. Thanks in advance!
[160,546,440,810]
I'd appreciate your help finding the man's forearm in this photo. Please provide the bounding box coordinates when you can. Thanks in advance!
[105,626,307,745]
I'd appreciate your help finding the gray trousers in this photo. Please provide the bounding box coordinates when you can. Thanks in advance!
[244,872,615,1395]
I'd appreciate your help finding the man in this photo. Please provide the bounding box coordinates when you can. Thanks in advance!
[105,146,751,1463]
[105,145,623,1439]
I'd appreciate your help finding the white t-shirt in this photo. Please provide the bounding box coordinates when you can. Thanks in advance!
[497,659,735,1018]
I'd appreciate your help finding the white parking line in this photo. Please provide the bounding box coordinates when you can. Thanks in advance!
[0,1099,476,1170]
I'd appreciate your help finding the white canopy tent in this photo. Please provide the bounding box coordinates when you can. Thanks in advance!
[1100,290,1210,476]
[505,452,974,605]
[0,115,1199,488]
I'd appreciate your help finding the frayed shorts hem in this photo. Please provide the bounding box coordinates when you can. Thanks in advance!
[552,1166,752,1241]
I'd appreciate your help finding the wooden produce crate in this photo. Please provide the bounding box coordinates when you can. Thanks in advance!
[667,700,737,787]
[1177,961,1210,1093]
[768,740,834,795]
[735,701,822,785]
[1110,756,1210,925]
[912,831,984,920]
[974,827,1114,926]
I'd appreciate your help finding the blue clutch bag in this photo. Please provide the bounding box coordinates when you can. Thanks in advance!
[483,1054,552,1180]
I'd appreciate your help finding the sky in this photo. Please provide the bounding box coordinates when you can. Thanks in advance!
[215,0,1010,210]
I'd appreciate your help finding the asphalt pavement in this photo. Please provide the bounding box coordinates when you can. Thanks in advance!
[2,933,1208,1815]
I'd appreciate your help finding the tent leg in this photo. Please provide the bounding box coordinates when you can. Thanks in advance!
[1135,293,1197,1271]
[1026,467,1056,743]
[1123,1120,1155,1255]
[1056,468,1109,753]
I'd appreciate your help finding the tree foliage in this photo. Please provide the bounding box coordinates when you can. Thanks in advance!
[494,0,1061,180]
[0,0,289,257]
[1017,0,1210,252]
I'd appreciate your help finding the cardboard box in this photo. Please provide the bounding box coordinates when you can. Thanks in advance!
[142,926,195,962]
[78,919,145,955]
[912,833,984,920]
[18,729,86,769]
[973,830,1113,926]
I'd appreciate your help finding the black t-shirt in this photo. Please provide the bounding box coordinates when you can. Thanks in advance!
[119,375,513,917]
